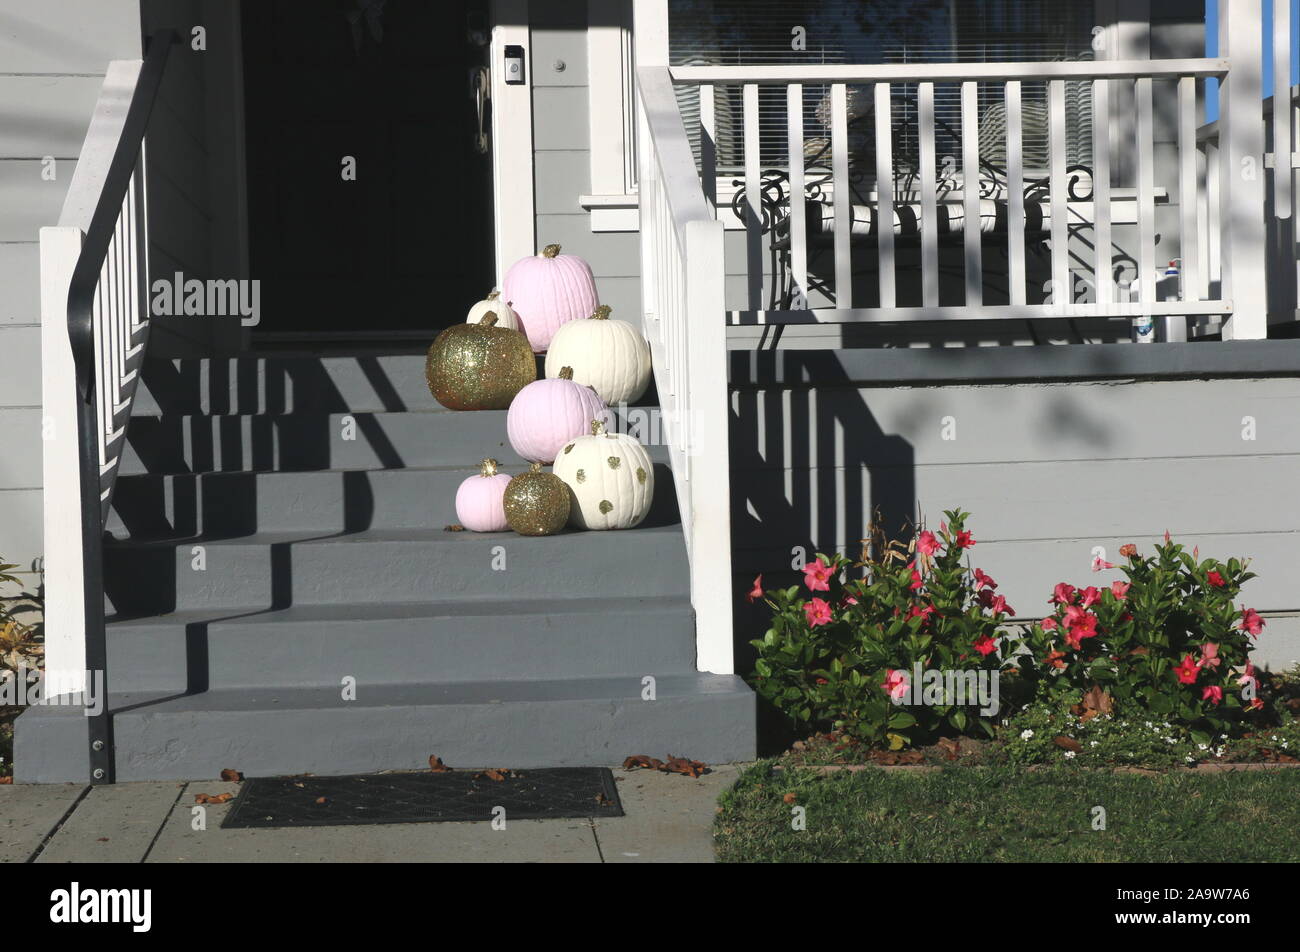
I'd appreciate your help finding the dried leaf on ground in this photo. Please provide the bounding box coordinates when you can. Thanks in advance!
[193,792,234,804]
[782,792,798,804]
[428,755,453,772]
[219,768,243,782]
[444,524,466,532]
[1053,735,1083,753]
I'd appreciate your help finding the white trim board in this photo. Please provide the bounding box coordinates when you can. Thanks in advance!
[491,0,535,281]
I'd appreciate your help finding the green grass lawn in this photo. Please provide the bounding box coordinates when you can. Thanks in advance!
[714,761,1300,862]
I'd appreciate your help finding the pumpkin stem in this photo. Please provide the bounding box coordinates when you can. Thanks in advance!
[480,458,499,477]
[486,290,500,300]
[558,366,574,380]
[591,304,612,320]
[590,418,606,436]
[541,244,561,258]
[529,461,544,473]
[480,311,499,327]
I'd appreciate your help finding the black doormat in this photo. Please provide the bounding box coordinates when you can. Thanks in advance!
[221,767,624,828]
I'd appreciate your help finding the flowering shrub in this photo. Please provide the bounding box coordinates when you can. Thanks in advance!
[748,511,1014,749]
[1016,535,1266,745]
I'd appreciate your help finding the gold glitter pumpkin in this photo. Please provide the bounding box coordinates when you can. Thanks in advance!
[503,462,571,536]
[426,312,536,410]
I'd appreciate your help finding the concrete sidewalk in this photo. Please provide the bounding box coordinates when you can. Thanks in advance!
[1,765,740,863]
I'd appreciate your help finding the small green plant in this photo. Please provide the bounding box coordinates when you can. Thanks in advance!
[0,558,40,675]
[1015,535,1267,746]
[748,510,1012,749]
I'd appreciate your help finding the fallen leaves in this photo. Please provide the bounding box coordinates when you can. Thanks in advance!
[1072,686,1115,724]
[867,749,925,766]
[444,524,466,532]
[0,776,11,785]
[219,768,243,782]
[193,792,234,804]
[474,768,520,782]
[1053,735,1083,754]
[622,754,710,778]
[428,755,453,773]
[782,792,798,805]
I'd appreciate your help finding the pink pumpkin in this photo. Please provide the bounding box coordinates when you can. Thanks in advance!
[502,243,599,353]
[506,368,608,464]
[455,458,512,532]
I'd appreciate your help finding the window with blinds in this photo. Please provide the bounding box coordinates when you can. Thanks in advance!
[668,0,1098,175]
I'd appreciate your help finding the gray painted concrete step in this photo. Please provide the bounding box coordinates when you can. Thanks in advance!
[105,595,699,693]
[118,407,668,475]
[104,524,690,615]
[133,354,661,416]
[14,674,757,782]
[106,459,679,538]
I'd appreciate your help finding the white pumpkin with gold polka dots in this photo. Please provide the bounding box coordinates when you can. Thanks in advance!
[552,419,654,530]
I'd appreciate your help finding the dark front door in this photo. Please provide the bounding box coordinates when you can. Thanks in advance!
[242,0,493,339]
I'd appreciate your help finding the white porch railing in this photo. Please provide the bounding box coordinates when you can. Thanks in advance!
[635,7,733,675]
[637,0,1287,344]
[38,36,173,780]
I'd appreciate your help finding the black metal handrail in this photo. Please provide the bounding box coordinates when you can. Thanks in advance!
[66,29,176,784]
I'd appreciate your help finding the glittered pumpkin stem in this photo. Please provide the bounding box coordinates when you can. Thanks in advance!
[558,366,574,380]
[479,458,499,477]
[541,244,561,258]
[479,311,499,327]
[591,305,612,320]
[590,418,607,436]
[529,461,544,473]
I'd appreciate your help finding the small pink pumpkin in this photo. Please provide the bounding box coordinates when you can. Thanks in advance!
[506,367,608,464]
[455,458,512,532]
[502,243,599,353]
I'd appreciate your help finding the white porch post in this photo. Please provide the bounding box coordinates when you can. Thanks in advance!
[1219,0,1268,339]
[39,226,88,696]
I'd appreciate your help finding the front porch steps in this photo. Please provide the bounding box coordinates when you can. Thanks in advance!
[16,674,754,782]
[16,352,755,782]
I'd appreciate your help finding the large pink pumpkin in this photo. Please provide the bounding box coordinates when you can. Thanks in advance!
[506,368,608,464]
[455,458,512,532]
[502,243,599,353]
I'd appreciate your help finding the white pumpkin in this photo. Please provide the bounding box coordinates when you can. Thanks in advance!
[552,419,654,530]
[465,290,520,331]
[544,305,652,405]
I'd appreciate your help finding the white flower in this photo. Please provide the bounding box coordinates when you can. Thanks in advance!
[1198,743,1209,751]
[1020,729,1035,740]
[1063,750,1076,759]
[1090,741,1099,748]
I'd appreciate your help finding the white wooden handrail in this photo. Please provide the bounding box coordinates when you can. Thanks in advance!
[635,62,734,675]
[671,59,1229,85]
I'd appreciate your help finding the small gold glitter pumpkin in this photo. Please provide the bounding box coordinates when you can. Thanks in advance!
[503,462,571,536]
[426,312,536,410]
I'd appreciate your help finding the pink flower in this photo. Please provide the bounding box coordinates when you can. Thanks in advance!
[973,568,997,591]
[973,633,998,657]
[954,530,975,549]
[803,559,833,592]
[746,574,763,603]
[917,531,941,557]
[1091,556,1116,572]
[906,602,936,621]
[839,594,859,608]
[1198,643,1221,670]
[1050,583,1076,606]
[803,597,832,627]
[1040,617,1058,632]
[907,562,924,591]
[1079,586,1102,609]
[1110,581,1130,600]
[1238,607,1265,637]
[1202,685,1223,706]
[989,594,1014,617]
[1238,660,1259,693]
[1207,571,1225,588]
[1063,606,1098,649]
[882,669,910,701]
[1174,654,1199,685]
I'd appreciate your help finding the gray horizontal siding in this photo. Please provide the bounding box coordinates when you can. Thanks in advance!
[0,0,143,578]
[730,377,1300,635]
